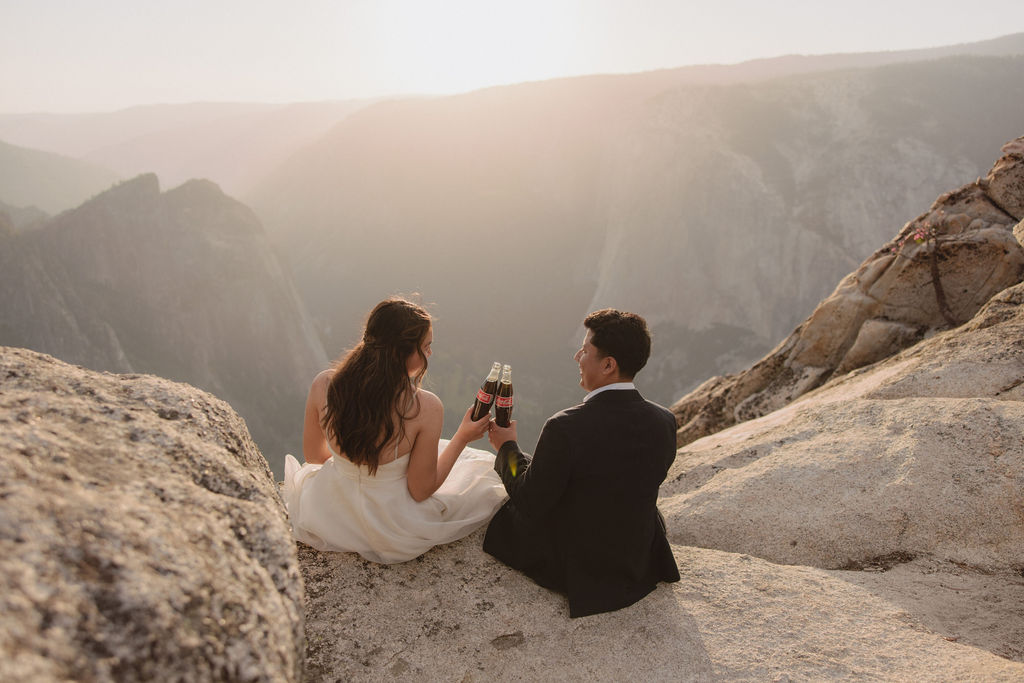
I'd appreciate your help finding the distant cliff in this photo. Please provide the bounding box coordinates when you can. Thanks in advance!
[249,51,1024,450]
[0,175,327,473]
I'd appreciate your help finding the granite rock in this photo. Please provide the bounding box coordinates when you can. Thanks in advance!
[297,535,1024,680]
[661,281,1024,571]
[0,347,304,681]
[986,137,1024,220]
[672,136,1024,446]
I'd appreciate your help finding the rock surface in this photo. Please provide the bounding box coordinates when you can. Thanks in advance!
[661,280,1024,570]
[672,135,1024,446]
[298,533,1024,680]
[0,347,304,681]
[663,398,1024,570]
[986,137,1024,220]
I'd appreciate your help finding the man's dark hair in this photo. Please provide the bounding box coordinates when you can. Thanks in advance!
[583,309,652,379]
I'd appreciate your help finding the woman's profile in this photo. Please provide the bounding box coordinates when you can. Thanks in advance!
[282,297,506,563]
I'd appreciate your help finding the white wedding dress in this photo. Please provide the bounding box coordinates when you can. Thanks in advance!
[283,440,506,563]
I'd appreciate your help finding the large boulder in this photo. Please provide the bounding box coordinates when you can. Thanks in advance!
[660,281,1024,571]
[297,534,1024,680]
[672,136,1024,446]
[985,137,1024,220]
[0,347,304,681]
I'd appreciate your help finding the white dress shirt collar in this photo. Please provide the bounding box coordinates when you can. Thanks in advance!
[583,382,636,402]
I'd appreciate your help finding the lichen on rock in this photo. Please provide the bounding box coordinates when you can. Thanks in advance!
[0,347,304,682]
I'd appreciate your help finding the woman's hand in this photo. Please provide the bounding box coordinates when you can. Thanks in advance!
[453,405,490,444]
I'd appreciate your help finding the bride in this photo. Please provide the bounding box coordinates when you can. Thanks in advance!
[283,297,507,563]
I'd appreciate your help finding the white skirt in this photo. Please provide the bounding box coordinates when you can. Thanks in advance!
[283,440,507,563]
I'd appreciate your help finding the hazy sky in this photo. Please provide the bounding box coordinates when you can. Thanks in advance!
[3,0,1023,113]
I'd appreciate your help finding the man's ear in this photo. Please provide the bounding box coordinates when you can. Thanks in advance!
[602,355,619,378]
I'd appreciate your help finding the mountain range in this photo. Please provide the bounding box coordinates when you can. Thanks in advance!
[0,139,119,214]
[2,33,1023,465]
[0,101,373,203]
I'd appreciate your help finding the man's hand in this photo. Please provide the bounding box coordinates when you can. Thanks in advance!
[488,419,518,452]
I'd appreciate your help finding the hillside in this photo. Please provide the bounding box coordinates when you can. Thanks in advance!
[0,139,120,213]
[250,53,1024,450]
[0,175,326,473]
[0,199,47,233]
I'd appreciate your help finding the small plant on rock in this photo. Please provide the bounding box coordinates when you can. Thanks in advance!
[889,217,958,327]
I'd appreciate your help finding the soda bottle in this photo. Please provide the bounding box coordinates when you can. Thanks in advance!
[471,362,502,421]
[495,364,514,428]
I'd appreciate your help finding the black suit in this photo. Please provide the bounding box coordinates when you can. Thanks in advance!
[483,388,680,618]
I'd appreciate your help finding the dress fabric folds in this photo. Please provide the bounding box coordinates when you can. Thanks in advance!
[283,440,506,563]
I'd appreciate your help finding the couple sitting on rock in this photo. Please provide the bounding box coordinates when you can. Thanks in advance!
[283,297,679,617]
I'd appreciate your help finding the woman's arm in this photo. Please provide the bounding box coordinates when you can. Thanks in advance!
[406,393,490,502]
[302,370,334,465]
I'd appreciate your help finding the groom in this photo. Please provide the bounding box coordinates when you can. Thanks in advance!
[483,309,679,618]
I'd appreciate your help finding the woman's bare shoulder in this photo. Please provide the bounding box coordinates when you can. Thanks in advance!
[415,388,443,414]
[311,368,334,391]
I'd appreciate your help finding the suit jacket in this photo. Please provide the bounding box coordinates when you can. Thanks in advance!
[483,388,680,618]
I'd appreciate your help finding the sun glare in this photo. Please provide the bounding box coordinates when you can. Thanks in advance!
[350,0,585,95]
[3,0,1024,111]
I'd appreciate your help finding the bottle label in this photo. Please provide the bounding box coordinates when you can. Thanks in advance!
[496,396,513,408]
[476,389,494,403]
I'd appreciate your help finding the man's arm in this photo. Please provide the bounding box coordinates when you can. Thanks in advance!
[494,439,532,488]
[492,418,573,524]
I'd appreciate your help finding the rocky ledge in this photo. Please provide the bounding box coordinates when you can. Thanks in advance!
[297,533,1023,681]
[0,348,304,681]
[4,346,1021,681]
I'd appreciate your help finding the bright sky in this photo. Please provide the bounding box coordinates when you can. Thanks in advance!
[2,0,1023,113]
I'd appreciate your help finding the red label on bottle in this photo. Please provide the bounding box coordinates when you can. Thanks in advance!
[476,389,494,403]
[496,396,513,408]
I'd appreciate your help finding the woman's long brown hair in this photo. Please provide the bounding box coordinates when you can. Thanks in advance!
[322,298,431,474]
